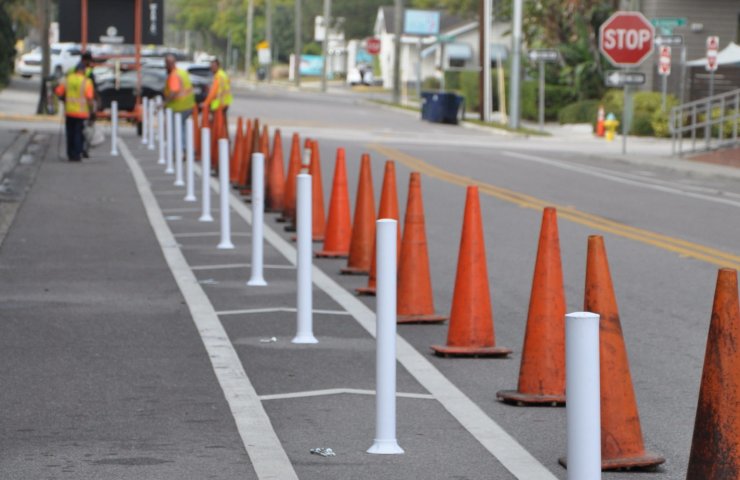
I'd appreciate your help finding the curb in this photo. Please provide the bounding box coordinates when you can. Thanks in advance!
[0,112,59,123]
[0,130,34,182]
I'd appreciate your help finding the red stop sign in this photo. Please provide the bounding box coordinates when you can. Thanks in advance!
[599,11,655,67]
[366,37,381,55]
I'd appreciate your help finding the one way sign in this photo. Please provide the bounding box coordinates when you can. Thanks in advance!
[604,70,646,87]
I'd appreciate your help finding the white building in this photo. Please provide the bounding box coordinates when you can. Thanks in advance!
[373,6,511,90]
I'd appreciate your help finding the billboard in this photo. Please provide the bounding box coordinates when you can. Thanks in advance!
[403,9,440,36]
[59,0,164,45]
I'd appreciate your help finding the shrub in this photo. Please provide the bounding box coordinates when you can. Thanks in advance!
[459,71,479,112]
[558,99,601,125]
[422,76,441,90]
[521,81,578,122]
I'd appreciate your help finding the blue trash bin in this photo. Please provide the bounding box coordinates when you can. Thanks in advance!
[420,92,464,124]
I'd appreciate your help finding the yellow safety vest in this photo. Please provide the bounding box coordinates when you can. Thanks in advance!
[210,68,233,111]
[64,72,90,118]
[164,68,195,112]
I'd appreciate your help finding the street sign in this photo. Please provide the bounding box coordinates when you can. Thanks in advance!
[706,36,719,72]
[528,49,559,62]
[658,46,671,76]
[604,70,646,87]
[366,37,381,55]
[655,35,683,46]
[650,17,687,34]
[599,11,655,67]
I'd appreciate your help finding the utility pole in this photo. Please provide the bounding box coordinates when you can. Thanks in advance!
[320,0,331,92]
[481,0,492,122]
[508,0,522,129]
[294,0,302,87]
[36,0,50,114]
[245,0,254,80]
[266,0,272,82]
[392,0,403,104]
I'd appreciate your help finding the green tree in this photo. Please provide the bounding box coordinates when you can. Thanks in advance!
[0,3,18,87]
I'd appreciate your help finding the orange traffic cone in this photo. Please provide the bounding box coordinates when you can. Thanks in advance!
[192,104,201,160]
[356,160,399,296]
[341,153,375,275]
[560,235,664,470]
[397,172,446,324]
[309,139,326,242]
[316,148,352,258]
[687,268,740,479]
[497,207,566,405]
[285,137,311,233]
[596,104,605,137]
[279,132,301,223]
[266,129,285,212]
[431,186,511,357]
[229,117,244,184]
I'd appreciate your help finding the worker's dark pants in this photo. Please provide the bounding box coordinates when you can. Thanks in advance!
[65,116,85,161]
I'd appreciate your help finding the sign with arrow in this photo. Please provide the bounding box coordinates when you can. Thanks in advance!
[528,49,559,62]
[604,70,646,87]
[655,35,683,46]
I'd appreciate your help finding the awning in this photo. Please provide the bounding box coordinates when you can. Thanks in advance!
[445,42,473,60]
[686,42,740,67]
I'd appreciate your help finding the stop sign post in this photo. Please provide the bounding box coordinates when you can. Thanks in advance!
[599,11,655,154]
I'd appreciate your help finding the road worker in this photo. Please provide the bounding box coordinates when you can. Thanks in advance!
[55,62,95,162]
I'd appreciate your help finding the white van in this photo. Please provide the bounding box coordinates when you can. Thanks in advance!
[16,43,83,78]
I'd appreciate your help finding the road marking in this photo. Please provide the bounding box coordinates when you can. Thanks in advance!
[212,164,559,480]
[503,150,740,208]
[174,232,251,238]
[260,388,435,401]
[120,140,299,480]
[191,263,294,270]
[216,307,351,316]
[368,143,740,270]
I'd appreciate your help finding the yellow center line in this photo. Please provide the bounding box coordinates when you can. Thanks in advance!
[367,143,740,271]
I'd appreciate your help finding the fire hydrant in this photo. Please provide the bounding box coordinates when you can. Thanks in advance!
[604,113,619,141]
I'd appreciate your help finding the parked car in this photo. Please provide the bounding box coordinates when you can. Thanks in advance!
[16,43,82,78]
[96,65,209,112]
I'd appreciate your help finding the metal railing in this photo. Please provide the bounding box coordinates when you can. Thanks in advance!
[670,88,740,156]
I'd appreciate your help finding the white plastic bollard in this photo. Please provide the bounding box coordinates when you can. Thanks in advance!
[110,101,119,156]
[217,138,234,249]
[247,152,267,286]
[292,173,317,344]
[157,102,165,164]
[174,112,184,186]
[368,219,404,455]
[165,108,174,174]
[566,312,601,480]
[147,98,156,150]
[184,117,196,202]
[141,97,148,145]
[198,127,213,222]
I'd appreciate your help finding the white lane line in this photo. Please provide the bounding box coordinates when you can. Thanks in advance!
[153,190,189,195]
[191,263,294,270]
[260,388,435,401]
[207,164,558,480]
[503,150,740,209]
[216,307,351,316]
[162,207,202,213]
[174,232,251,238]
[121,141,298,480]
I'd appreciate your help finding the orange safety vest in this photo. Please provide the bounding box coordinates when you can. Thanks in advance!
[61,71,92,119]
[164,68,195,112]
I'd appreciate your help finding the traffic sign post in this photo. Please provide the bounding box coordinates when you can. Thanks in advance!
[528,49,559,132]
[658,46,671,111]
[599,11,655,154]
[705,36,719,148]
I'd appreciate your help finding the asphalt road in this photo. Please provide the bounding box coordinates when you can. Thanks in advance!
[1,77,739,479]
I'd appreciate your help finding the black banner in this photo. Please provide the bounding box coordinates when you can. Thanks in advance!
[59,0,164,45]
